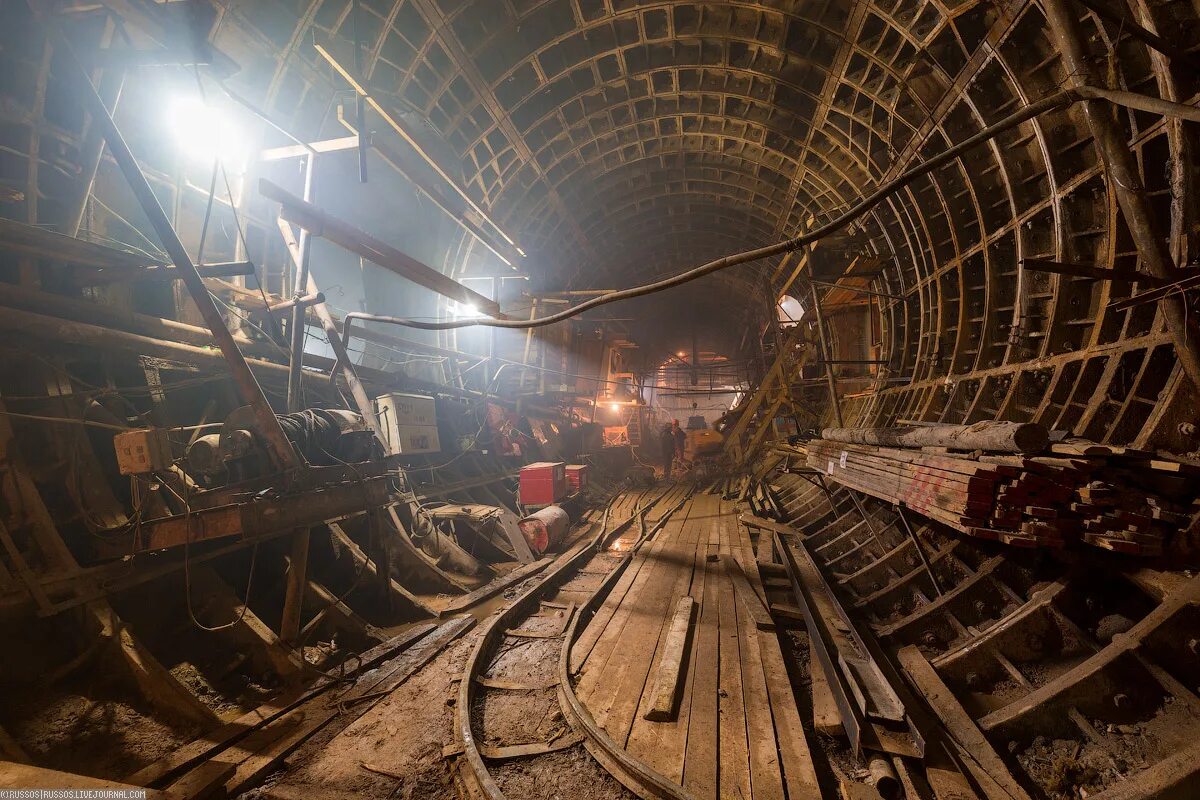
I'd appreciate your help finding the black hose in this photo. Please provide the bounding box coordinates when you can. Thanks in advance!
[342,90,1075,333]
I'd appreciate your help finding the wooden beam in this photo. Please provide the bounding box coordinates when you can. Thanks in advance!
[0,216,161,269]
[92,477,390,556]
[642,596,697,721]
[1021,257,1172,287]
[260,136,359,161]
[260,178,501,316]
[0,761,175,798]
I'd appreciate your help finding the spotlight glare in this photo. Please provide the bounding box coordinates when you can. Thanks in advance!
[167,96,246,165]
[452,302,479,318]
[609,403,620,412]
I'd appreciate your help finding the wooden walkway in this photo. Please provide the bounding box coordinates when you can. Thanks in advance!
[571,488,820,799]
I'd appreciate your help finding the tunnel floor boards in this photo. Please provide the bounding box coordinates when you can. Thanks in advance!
[572,490,821,799]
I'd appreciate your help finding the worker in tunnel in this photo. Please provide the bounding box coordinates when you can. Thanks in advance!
[672,419,686,465]
[659,422,676,480]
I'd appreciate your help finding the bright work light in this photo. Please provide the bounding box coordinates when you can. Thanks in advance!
[167,95,246,165]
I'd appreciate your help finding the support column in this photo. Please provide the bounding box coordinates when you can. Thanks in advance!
[1042,0,1200,391]
[808,277,844,427]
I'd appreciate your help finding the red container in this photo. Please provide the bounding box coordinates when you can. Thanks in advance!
[565,464,590,493]
[518,506,569,555]
[519,461,567,506]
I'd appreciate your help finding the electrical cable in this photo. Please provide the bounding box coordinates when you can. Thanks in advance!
[339,90,1077,333]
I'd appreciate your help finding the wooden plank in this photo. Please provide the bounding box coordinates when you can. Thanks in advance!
[568,502,669,672]
[573,500,689,698]
[585,497,698,738]
[260,178,501,316]
[642,596,697,721]
[810,648,845,737]
[681,543,721,797]
[127,622,437,787]
[0,762,174,797]
[897,646,1033,800]
[731,557,787,800]
[714,547,752,800]
[740,513,804,540]
[90,604,217,726]
[725,554,775,631]
[164,759,236,800]
[223,708,338,796]
[626,524,711,783]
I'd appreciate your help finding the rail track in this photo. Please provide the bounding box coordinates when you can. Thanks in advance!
[770,470,1200,800]
[453,484,694,800]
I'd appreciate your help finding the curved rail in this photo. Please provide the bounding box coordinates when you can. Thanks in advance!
[454,488,690,800]
[557,493,696,800]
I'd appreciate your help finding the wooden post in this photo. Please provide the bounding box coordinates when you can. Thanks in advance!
[1042,0,1200,392]
[807,277,844,427]
[820,420,1049,453]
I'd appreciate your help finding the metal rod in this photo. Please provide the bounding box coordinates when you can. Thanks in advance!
[814,359,889,365]
[287,155,316,413]
[896,506,944,597]
[804,276,902,301]
[1068,0,1200,66]
[313,37,520,251]
[1043,0,1200,392]
[66,18,125,236]
[269,292,324,315]
[1020,257,1169,286]
[808,273,844,427]
[57,28,298,471]
[275,219,381,435]
[260,177,501,316]
[351,0,368,183]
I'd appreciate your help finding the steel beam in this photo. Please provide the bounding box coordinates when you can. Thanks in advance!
[58,31,299,471]
[259,178,502,317]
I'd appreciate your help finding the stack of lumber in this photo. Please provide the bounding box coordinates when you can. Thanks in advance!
[803,435,1199,557]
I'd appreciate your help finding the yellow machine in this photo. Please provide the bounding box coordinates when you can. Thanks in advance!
[684,416,724,478]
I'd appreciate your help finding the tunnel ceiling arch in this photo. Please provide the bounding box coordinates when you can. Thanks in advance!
[223,0,1198,409]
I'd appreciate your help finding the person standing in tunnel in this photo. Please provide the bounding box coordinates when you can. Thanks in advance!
[659,422,676,480]
[672,419,687,465]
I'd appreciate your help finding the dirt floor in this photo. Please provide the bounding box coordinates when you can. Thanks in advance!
[490,744,631,799]
[5,676,198,780]
[253,635,475,800]
[1016,696,1199,799]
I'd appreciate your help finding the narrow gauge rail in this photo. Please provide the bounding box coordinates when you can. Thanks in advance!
[453,484,694,800]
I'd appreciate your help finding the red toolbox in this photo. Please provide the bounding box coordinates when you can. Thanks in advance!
[565,464,590,493]
[519,461,567,506]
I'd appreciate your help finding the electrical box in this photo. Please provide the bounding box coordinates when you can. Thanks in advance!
[376,393,440,455]
[565,464,590,493]
[384,425,441,456]
[113,428,173,475]
[519,461,567,506]
[376,393,437,427]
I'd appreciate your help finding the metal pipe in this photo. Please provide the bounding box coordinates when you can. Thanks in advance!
[66,20,125,236]
[351,0,368,183]
[269,292,324,315]
[1044,0,1200,392]
[287,154,316,413]
[896,506,944,597]
[275,219,382,435]
[56,29,299,471]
